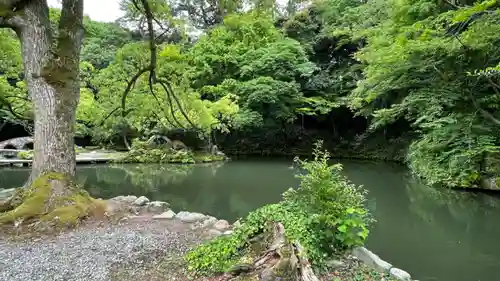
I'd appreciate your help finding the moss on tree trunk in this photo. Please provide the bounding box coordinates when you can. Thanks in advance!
[0,173,105,227]
[0,1,92,229]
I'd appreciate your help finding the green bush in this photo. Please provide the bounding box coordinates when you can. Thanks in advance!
[17,150,33,160]
[284,140,372,251]
[184,140,372,275]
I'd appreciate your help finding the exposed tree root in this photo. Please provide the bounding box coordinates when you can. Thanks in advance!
[0,173,106,229]
[223,222,320,281]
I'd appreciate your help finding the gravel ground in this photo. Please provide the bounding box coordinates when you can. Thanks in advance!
[0,219,203,281]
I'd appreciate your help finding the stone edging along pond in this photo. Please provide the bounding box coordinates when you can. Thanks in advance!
[1,189,416,281]
[351,246,415,281]
[107,195,416,281]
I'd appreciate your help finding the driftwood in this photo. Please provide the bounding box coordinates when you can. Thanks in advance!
[222,222,320,281]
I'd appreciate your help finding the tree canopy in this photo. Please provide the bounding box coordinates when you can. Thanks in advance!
[1,0,499,188]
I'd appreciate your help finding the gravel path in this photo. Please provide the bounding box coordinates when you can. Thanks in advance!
[0,220,203,281]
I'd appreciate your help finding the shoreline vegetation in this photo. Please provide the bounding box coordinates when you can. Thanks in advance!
[2,136,499,193]
[0,142,413,280]
[0,0,498,280]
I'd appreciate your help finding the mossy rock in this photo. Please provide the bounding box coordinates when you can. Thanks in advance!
[0,173,106,228]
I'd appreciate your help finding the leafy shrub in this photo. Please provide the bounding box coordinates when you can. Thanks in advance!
[17,150,33,160]
[284,140,372,251]
[407,116,500,188]
[185,140,372,275]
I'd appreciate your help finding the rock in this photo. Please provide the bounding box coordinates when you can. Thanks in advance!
[152,210,176,220]
[104,200,120,214]
[147,201,169,213]
[389,268,411,281]
[326,259,345,270]
[197,216,217,228]
[222,230,233,235]
[207,229,223,237]
[214,219,230,231]
[352,247,392,273]
[110,195,138,203]
[132,196,150,206]
[175,211,207,223]
[0,188,16,198]
[0,188,16,206]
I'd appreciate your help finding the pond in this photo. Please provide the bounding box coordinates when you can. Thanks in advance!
[1,159,500,281]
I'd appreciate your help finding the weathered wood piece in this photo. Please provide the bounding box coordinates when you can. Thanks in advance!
[222,222,320,281]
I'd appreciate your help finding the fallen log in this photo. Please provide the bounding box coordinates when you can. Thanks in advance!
[222,222,320,281]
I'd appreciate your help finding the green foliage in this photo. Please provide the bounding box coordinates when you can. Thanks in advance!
[283,140,372,250]
[2,0,499,189]
[16,150,33,160]
[339,0,500,187]
[119,139,225,164]
[188,12,322,126]
[185,141,372,275]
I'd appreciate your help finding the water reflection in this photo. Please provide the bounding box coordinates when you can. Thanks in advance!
[1,160,500,281]
[400,179,500,281]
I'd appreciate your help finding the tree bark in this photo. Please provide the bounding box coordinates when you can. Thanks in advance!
[0,1,96,227]
[13,0,84,184]
[223,222,320,281]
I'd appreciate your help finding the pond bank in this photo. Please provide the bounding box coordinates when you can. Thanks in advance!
[0,193,414,281]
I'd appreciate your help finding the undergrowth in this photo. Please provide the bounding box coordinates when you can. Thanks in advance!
[184,140,373,276]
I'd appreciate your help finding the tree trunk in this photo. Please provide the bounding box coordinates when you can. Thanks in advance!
[0,1,100,228]
[222,222,320,281]
[16,0,83,184]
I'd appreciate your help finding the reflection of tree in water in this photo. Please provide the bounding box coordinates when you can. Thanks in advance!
[405,176,500,250]
[228,193,256,220]
[403,176,500,279]
[77,163,227,214]
[406,176,500,225]
[120,164,193,193]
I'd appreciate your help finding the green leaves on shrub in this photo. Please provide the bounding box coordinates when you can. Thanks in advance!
[185,140,373,275]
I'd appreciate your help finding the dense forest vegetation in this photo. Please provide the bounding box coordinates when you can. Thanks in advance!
[0,0,499,188]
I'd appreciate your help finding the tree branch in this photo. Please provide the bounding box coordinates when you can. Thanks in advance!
[98,106,121,126]
[158,78,199,130]
[117,0,202,151]
[487,76,500,92]
[141,0,157,81]
[147,72,182,128]
[0,0,28,29]
[120,66,150,117]
[468,92,500,126]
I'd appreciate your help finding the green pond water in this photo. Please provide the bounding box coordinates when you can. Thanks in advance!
[1,159,500,281]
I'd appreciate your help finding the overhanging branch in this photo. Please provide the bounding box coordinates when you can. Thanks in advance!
[116,0,200,149]
[0,0,29,29]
